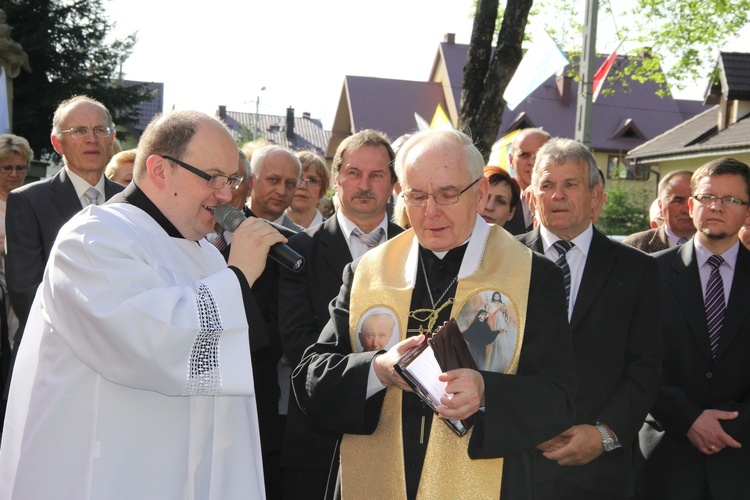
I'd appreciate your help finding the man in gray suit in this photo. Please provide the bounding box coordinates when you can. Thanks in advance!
[623,170,695,253]
[248,145,303,232]
[5,95,124,347]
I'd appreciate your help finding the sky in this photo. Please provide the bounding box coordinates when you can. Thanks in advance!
[105,0,750,130]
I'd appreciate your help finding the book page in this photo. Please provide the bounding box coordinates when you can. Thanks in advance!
[405,345,447,406]
[401,342,468,435]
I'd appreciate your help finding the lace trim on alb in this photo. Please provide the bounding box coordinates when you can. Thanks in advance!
[183,282,223,395]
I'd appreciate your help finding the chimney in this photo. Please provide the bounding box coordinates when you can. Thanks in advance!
[303,112,311,119]
[444,33,455,44]
[556,75,572,105]
[218,105,226,120]
[286,107,295,140]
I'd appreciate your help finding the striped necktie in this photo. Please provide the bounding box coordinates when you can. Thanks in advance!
[213,223,228,252]
[705,254,726,358]
[353,227,384,249]
[553,240,574,306]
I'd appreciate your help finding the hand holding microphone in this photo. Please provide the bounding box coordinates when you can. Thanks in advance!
[214,205,305,274]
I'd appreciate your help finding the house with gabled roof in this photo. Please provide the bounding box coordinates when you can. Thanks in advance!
[627,52,750,173]
[218,105,330,158]
[328,33,707,198]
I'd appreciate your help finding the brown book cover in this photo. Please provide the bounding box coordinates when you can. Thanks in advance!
[394,318,478,436]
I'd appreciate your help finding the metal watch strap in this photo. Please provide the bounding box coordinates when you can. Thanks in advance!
[595,423,616,452]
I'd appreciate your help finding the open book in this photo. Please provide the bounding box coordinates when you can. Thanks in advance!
[394,319,478,436]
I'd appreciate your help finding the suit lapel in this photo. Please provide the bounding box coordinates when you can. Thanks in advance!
[670,243,714,361]
[716,245,750,360]
[650,226,669,252]
[50,169,85,219]
[570,229,616,330]
[320,217,353,278]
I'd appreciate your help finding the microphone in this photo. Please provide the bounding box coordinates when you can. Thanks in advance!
[213,205,305,273]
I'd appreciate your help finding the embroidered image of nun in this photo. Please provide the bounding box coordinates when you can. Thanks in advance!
[457,290,520,373]
[461,309,500,370]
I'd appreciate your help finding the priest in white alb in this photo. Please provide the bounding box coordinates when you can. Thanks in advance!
[0,110,285,499]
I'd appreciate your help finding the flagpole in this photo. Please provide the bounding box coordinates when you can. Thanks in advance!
[575,0,599,147]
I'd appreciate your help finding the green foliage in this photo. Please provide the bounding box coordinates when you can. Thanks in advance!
[597,180,651,236]
[487,0,750,97]
[5,0,153,158]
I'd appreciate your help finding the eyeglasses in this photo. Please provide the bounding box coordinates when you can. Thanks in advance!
[693,194,750,208]
[59,126,113,139]
[300,176,322,187]
[402,177,482,206]
[162,155,243,191]
[0,164,28,174]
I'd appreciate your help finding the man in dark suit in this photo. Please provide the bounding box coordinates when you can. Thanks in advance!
[518,138,662,499]
[5,95,123,350]
[623,170,695,253]
[503,128,550,235]
[248,145,303,232]
[206,150,296,499]
[279,129,403,498]
[636,157,750,500]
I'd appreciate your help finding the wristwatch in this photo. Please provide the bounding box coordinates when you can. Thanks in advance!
[595,423,617,452]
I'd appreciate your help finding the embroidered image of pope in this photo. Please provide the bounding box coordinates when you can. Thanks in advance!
[356,308,399,352]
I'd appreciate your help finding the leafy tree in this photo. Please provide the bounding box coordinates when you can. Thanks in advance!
[597,181,651,236]
[4,0,152,158]
[460,0,750,159]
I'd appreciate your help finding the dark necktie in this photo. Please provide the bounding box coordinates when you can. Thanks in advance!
[677,237,688,245]
[705,254,726,358]
[213,223,228,252]
[353,227,384,249]
[553,240,574,306]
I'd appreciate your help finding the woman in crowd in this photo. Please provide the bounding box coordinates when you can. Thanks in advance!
[286,150,330,228]
[481,166,520,226]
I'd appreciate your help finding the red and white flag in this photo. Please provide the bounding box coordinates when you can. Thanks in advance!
[592,41,624,102]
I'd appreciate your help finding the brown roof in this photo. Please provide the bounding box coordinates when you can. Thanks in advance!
[630,51,750,163]
[628,106,750,162]
[706,52,750,102]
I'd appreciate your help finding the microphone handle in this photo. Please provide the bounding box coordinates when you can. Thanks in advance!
[268,242,305,273]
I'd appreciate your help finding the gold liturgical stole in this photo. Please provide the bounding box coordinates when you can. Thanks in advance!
[341,224,532,499]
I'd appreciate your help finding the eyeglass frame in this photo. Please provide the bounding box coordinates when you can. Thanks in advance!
[402,177,482,206]
[162,155,244,191]
[59,126,114,139]
[0,164,29,174]
[692,194,750,208]
[299,176,322,187]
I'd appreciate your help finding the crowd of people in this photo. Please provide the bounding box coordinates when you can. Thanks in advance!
[0,95,747,500]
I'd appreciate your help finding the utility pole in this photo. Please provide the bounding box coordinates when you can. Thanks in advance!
[575,0,598,147]
[254,86,266,140]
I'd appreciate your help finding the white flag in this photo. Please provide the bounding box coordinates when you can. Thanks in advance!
[0,68,10,134]
[503,31,569,111]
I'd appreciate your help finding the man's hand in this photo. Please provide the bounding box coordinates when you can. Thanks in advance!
[539,425,604,466]
[436,369,484,422]
[372,335,425,391]
[687,409,741,455]
[227,217,287,286]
